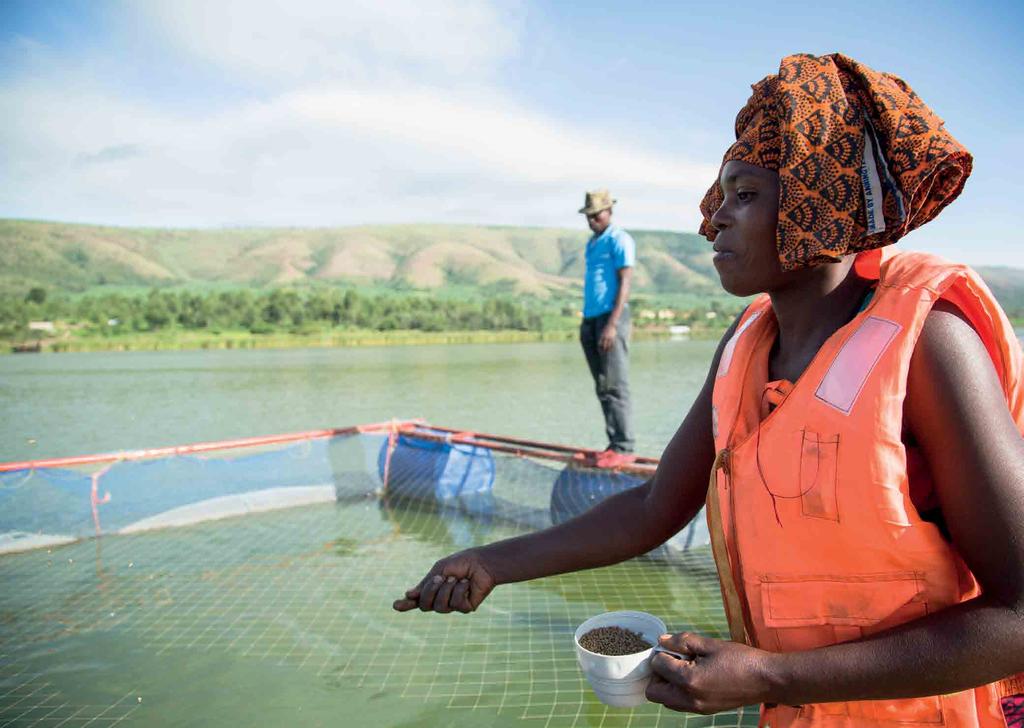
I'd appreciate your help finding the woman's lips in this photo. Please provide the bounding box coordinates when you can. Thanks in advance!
[713,250,737,265]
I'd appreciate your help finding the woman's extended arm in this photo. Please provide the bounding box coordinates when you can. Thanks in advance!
[391,317,739,614]
[646,301,1024,713]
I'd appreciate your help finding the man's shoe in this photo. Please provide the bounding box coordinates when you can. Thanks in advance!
[594,449,636,469]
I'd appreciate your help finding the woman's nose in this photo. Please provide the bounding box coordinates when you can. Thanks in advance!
[709,203,729,232]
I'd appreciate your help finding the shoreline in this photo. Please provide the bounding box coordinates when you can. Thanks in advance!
[4,327,727,354]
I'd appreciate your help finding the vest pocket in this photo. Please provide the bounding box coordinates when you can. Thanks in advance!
[758,429,840,521]
[799,430,839,521]
[760,573,941,724]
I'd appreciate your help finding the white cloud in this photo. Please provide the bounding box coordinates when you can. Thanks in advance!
[0,1,717,231]
[284,84,717,189]
[0,79,716,229]
[132,0,523,83]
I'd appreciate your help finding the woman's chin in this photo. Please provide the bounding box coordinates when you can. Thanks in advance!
[717,273,756,298]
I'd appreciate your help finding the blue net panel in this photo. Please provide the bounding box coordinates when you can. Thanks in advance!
[1,435,376,550]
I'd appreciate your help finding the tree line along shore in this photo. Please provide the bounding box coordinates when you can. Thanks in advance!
[2,286,739,354]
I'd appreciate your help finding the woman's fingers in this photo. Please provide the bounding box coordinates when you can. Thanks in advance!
[651,651,693,682]
[646,673,690,711]
[645,671,712,714]
[433,576,458,613]
[392,572,432,612]
[452,579,472,613]
[392,597,417,611]
[417,574,445,611]
[658,631,708,657]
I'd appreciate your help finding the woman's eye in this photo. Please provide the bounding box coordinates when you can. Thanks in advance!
[737,190,755,202]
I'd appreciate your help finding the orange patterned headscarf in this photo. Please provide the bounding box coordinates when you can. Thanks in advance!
[699,53,972,271]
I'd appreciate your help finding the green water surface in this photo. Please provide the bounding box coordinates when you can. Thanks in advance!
[0,340,758,727]
[0,339,717,463]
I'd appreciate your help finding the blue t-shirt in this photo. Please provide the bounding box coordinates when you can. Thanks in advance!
[583,224,636,318]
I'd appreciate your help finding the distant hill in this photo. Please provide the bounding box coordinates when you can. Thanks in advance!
[2,219,1023,316]
[0,219,718,299]
[967,266,1024,317]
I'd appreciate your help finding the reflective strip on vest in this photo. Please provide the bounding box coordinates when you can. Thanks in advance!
[815,316,901,414]
[718,310,762,378]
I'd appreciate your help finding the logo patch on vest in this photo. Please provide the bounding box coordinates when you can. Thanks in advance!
[815,316,900,414]
[717,310,762,378]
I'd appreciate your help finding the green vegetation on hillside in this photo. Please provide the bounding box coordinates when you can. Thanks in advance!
[6,218,1021,354]
[0,218,744,352]
[0,219,719,297]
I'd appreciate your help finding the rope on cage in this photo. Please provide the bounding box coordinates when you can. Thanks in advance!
[381,419,399,493]
[90,461,116,535]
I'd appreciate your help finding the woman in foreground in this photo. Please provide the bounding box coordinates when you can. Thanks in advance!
[394,53,1024,727]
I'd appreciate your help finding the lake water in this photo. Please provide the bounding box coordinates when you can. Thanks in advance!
[0,340,758,728]
[0,339,718,464]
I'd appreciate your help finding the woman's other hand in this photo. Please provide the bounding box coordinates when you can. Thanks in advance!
[646,632,779,714]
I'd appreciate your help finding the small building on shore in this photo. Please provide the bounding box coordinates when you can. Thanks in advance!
[28,321,56,333]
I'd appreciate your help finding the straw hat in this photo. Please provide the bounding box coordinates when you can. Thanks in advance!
[578,189,616,215]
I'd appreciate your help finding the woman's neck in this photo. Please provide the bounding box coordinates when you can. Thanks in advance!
[767,257,872,382]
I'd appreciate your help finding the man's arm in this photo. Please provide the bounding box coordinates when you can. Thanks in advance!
[393,314,742,614]
[646,301,1024,714]
[600,266,633,353]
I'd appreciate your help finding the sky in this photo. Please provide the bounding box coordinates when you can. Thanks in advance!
[1,0,1022,266]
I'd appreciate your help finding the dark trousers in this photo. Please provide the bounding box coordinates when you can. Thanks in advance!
[580,307,634,453]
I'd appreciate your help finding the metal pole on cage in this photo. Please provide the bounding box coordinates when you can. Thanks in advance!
[381,419,400,492]
[90,460,115,536]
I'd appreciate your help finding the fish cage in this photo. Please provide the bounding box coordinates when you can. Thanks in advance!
[0,421,755,727]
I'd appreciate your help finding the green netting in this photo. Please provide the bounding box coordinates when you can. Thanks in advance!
[0,430,756,727]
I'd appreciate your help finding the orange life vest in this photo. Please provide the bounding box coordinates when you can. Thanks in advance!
[707,248,1024,727]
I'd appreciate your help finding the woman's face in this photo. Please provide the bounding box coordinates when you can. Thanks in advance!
[709,160,787,296]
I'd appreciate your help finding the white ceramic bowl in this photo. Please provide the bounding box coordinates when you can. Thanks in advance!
[573,610,667,708]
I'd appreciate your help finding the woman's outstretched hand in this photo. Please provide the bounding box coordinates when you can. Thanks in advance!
[392,549,497,614]
[645,632,779,714]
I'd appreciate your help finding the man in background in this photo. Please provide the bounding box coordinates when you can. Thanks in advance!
[577,189,636,466]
